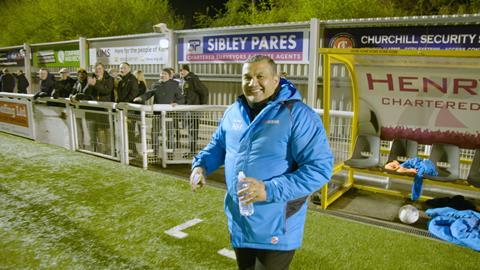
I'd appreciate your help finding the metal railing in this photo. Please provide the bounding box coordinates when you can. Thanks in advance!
[0,92,477,182]
[121,104,227,168]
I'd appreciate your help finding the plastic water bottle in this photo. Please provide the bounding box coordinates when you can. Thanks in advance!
[237,171,254,216]
[192,173,202,185]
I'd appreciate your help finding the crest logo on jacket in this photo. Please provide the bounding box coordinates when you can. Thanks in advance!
[232,120,243,131]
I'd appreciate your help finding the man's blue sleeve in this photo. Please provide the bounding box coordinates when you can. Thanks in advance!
[191,113,227,175]
[264,105,334,203]
[401,157,421,169]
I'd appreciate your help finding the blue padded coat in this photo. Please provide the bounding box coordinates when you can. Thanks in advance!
[192,78,333,250]
[427,207,480,251]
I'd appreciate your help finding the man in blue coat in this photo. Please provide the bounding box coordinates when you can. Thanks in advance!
[190,55,333,269]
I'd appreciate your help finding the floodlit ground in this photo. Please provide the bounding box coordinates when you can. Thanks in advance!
[0,132,479,269]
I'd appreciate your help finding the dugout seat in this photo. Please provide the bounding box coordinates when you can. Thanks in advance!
[344,134,381,169]
[383,138,418,174]
[467,149,480,187]
[387,138,418,163]
[425,143,460,182]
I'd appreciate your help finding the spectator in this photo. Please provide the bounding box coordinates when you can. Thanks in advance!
[167,67,181,83]
[69,68,91,151]
[107,68,120,102]
[133,68,184,157]
[108,68,119,79]
[75,63,115,154]
[133,68,183,105]
[33,68,55,99]
[70,68,89,101]
[179,64,208,105]
[87,63,114,102]
[14,70,29,94]
[133,70,147,97]
[189,55,333,270]
[117,62,140,155]
[52,68,76,98]
[117,62,138,103]
[179,64,209,156]
[0,68,16,92]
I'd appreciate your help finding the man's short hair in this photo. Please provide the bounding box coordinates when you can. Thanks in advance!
[181,64,190,72]
[244,55,277,74]
[162,68,173,76]
[120,62,130,67]
[39,67,49,72]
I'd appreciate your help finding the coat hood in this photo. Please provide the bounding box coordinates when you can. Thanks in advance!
[274,78,302,103]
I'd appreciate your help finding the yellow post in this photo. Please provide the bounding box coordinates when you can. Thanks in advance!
[320,53,331,209]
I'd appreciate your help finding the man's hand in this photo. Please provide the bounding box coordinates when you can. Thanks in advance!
[133,97,143,103]
[170,102,177,107]
[70,94,79,103]
[190,166,206,192]
[237,177,267,205]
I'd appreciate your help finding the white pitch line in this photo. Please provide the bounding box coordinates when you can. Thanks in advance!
[217,248,236,260]
[164,218,203,239]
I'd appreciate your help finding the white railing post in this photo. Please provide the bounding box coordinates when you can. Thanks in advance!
[307,18,321,108]
[140,109,148,170]
[66,103,77,151]
[79,37,88,69]
[23,43,32,93]
[117,108,129,165]
[161,111,168,168]
[167,28,175,69]
[108,109,115,157]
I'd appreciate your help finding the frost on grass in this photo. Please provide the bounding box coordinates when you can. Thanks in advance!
[0,184,149,269]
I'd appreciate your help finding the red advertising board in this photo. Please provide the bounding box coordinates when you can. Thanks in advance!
[0,101,29,127]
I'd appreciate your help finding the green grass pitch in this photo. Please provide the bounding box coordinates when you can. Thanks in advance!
[0,132,479,269]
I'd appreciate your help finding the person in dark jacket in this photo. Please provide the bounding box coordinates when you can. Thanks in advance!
[179,64,208,105]
[117,62,139,103]
[133,70,147,98]
[133,68,184,105]
[78,63,115,154]
[117,62,140,155]
[52,68,76,98]
[0,68,16,92]
[70,68,96,152]
[107,68,120,102]
[70,68,89,100]
[134,68,185,156]
[180,64,209,156]
[14,70,29,94]
[33,68,56,99]
[86,63,115,102]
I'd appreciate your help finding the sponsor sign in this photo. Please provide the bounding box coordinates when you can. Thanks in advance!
[0,49,25,66]
[326,25,480,50]
[0,99,34,139]
[178,31,309,63]
[33,45,80,67]
[355,55,480,148]
[89,38,169,65]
